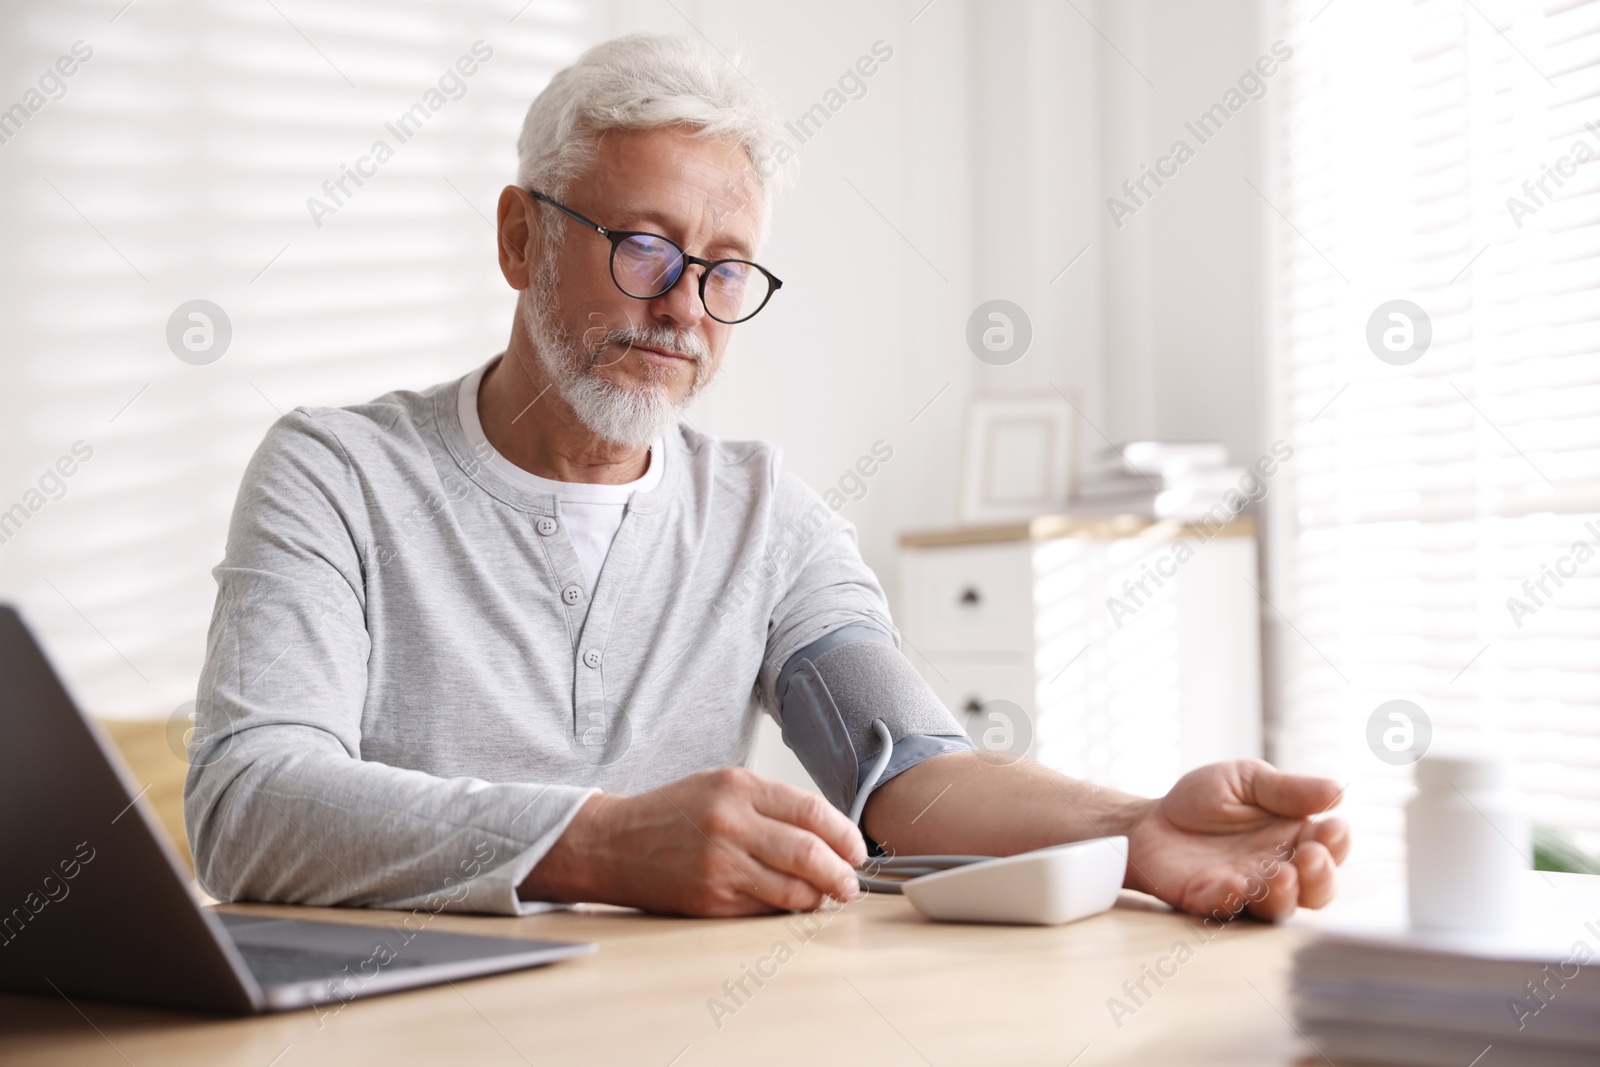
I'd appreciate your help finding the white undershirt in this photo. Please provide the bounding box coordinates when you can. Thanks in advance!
[458,358,662,594]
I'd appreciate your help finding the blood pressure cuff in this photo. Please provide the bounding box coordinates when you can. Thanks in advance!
[775,624,973,816]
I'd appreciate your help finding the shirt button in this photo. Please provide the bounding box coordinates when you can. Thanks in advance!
[582,649,603,669]
[536,517,558,536]
[562,585,584,606]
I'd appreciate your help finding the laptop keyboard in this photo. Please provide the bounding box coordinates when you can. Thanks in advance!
[234,942,428,987]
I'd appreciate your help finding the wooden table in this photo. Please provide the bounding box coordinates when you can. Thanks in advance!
[0,884,1344,1067]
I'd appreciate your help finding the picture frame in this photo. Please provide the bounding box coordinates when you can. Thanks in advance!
[957,391,1078,523]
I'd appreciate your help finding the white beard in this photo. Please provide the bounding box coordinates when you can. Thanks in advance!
[520,282,711,449]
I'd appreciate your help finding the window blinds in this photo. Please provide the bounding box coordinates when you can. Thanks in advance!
[1267,0,1600,859]
[0,0,595,718]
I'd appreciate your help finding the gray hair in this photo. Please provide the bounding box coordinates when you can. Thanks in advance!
[516,34,791,246]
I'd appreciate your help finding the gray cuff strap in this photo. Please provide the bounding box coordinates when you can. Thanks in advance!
[776,622,895,702]
[778,625,967,815]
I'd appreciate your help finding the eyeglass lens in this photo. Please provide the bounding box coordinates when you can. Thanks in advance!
[612,234,771,323]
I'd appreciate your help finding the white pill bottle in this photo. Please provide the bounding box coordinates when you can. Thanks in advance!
[1406,753,1528,932]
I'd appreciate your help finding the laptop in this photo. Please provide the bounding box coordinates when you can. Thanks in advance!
[0,605,596,1013]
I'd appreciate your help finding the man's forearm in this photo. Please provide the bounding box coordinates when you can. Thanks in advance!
[860,751,1154,864]
[187,724,589,914]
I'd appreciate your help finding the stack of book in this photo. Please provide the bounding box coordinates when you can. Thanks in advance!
[1292,871,1600,1067]
[1072,441,1245,521]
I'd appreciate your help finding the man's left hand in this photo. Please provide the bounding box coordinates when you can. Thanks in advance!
[1121,759,1350,922]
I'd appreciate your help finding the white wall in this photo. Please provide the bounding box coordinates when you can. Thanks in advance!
[653,0,1271,612]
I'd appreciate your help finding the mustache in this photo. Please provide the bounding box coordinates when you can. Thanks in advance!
[582,321,710,368]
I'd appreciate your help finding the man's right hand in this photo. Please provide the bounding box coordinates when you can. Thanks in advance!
[518,767,866,916]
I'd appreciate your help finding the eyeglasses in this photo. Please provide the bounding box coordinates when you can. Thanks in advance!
[529,191,782,324]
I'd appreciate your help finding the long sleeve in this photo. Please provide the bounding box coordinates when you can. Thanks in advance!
[183,411,594,915]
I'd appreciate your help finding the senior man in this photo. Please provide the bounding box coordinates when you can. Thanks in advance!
[186,34,1349,920]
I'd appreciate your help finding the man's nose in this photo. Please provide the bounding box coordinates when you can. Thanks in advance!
[648,262,707,329]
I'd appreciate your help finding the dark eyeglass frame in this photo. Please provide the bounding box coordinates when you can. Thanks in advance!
[529,190,782,324]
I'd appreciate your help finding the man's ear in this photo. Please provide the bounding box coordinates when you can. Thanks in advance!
[496,185,538,290]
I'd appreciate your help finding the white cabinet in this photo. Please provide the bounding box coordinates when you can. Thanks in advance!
[896,516,1262,799]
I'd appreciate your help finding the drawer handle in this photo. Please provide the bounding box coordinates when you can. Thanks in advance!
[962,697,983,715]
[957,586,982,607]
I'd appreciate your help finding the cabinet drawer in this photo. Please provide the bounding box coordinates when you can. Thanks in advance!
[900,544,1033,654]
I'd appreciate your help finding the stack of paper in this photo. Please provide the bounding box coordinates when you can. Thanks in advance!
[1072,441,1246,521]
[1292,872,1600,1067]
